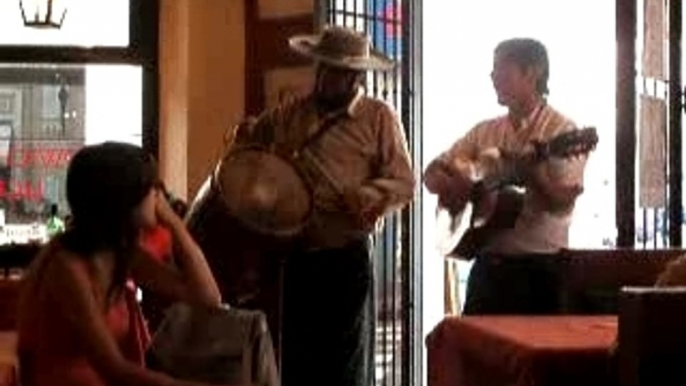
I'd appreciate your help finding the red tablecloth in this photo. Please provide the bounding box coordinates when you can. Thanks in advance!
[427,316,617,386]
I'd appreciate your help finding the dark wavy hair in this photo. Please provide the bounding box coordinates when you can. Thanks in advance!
[61,142,157,298]
[495,38,550,96]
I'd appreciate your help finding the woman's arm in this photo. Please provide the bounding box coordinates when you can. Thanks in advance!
[45,252,230,386]
[131,193,222,308]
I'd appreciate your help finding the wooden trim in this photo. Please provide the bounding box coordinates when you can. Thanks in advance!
[616,0,637,247]
[0,67,85,85]
[253,18,313,70]
[134,0,160,158]
[245,0,313,116]
[669,0,683,246]
[245,0,259,116]
[0,46,144,64]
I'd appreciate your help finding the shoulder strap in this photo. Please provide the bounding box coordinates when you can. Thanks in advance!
[296,110,348,154]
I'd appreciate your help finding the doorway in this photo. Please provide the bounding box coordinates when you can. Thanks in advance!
[422,0,617,360]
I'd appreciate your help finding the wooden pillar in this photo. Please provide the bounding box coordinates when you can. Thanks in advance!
[159,0,246,200]
[616,0,637,247]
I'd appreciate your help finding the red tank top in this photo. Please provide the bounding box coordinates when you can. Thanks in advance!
[17,256,150,386]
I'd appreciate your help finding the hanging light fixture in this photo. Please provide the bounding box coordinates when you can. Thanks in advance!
[20,0,68,29]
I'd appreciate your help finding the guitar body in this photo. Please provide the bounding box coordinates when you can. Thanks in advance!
[449,186,524,259]
[432,126,599,261]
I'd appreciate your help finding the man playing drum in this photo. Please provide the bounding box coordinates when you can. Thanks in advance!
[234,25,415,386]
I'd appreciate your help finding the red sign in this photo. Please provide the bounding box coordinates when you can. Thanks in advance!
[9,148,76,168]
[0,180,45,201]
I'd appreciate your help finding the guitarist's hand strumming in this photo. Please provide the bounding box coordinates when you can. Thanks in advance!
[424,158,476,215]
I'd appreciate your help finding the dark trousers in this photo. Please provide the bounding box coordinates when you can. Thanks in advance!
[463,253,561,315]
[282,239,372,386]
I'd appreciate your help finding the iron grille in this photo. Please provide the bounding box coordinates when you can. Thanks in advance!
[318,1,422,385]
[634,0,683,248]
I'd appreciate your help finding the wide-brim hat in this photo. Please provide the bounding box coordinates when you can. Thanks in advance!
[289,26,395,72]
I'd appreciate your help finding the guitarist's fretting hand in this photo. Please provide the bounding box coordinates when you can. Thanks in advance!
[521,153,585,213]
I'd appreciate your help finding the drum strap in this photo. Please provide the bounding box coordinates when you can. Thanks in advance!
[291,111,350,196]
[296,110,348,155]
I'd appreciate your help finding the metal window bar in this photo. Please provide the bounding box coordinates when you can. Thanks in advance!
[668,0,683,247]
[635,0,675,249]
[636,78,669,249]
[322,1,421,385]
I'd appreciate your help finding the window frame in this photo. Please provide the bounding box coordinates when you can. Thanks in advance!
[0,0,160,156]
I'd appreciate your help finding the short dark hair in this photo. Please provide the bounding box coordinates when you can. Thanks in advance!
[495,38,549,96]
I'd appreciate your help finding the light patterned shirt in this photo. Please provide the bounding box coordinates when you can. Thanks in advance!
[237,91,415,249]
[435,103,588,254]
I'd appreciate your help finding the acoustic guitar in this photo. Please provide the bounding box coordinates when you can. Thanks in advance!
[435,127,599,260]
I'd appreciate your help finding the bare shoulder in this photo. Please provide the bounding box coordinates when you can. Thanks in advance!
[23,243,97,300]
[18,243,96,321]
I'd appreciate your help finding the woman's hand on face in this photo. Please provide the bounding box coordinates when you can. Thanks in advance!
[155,190,183,228]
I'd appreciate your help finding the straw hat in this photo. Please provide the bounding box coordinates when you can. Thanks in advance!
[289,25,395,71]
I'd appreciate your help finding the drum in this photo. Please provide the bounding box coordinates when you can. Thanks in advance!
[214,146,312,236]
[185,146,312,368]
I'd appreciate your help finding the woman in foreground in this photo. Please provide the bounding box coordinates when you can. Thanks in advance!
[17,142,240,386]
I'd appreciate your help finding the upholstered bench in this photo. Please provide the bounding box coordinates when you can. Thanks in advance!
[557,248,685,314]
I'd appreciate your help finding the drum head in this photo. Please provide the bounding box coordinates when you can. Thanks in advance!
[216,148,311,236]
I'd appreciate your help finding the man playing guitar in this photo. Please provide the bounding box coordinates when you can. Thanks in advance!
[423,38,589,315]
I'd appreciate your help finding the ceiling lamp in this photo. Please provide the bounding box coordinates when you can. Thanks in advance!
[20,0,68,29]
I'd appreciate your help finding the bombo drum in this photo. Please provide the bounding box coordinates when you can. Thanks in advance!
[185,146,312,365]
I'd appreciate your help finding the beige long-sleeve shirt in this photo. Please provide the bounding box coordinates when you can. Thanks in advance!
[237,92,415,249]
[428,103,588,254]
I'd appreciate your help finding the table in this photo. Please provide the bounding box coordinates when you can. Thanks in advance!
[0,280,20,386]
[426,316,617,386]
[0,280,20,331]
[0,332,17,386]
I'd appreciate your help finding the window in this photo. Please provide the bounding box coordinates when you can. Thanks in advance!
[0,0,157,245]
[0,0,130,47]
[0,64,141,243]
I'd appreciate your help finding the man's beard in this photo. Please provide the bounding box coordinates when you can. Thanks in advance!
[315,90,357,112]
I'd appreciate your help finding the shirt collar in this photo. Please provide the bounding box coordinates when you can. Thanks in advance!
[346,87,364,117]
[512,100,546,131]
